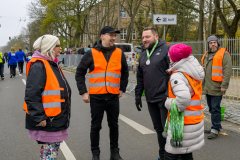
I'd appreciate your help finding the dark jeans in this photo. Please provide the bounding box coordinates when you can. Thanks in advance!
[0,64,4,78]
[18,62,24,73]
[90,98,119,151]
[206,94,223,131]
[10,65,17,76]
[148,100,168,159]
[165,152,193,160]
[4,56,7,62]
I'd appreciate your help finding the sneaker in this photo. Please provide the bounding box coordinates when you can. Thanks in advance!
[10,75,12,78]
[1,77,4,80]
[207,129,219,139]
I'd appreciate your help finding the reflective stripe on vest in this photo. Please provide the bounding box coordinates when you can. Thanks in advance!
[201,48,230,82]
[43,102,61,108]
[89,48,122,94]
[42,90,61,96]
[89,72,121,78]
[184,109,204,116]
[89,82,120,88]
[23,58,65,117]
[168,72,204,125]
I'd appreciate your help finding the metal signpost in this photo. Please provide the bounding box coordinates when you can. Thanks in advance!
[153,14,177,40]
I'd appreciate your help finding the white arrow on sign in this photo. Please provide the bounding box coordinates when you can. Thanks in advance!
[153,14,177,25]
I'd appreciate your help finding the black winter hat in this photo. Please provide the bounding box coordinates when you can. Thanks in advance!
[100,26,120,36]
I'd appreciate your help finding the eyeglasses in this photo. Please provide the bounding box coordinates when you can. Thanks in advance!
[105,34,117,39]
[209,41,217,45]
[55,45,60,47]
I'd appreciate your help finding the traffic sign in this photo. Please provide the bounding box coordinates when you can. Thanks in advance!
[153,14,177,25]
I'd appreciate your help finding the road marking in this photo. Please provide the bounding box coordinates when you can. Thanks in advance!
[22,78,76,160]
[60,141,77,160]
[22,79,26,85]
[119,114,155,134]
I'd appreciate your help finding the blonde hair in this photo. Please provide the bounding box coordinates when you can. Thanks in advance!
[10,47,15,53]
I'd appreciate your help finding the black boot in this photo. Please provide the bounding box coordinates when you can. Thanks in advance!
[92,150,100,160]
[110,148,123,160]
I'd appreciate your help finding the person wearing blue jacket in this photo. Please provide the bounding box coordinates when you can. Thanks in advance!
[0,52,5,80]
[16,48,26,74]
[26,55,32,63]
[8,47,18,78]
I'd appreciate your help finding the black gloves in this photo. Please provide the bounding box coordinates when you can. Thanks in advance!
[135,99,142,111]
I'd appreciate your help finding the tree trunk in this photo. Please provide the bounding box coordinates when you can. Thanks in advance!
[199,0,204,41]
[208,0,212,37]
[182,0,186,41]
[211,9,217,35]
[125,0,142,43]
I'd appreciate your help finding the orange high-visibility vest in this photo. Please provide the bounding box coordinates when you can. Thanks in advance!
[201,48,230,82]
[89,48,122,94]
[23,58,65,117]
[168,72,204,125]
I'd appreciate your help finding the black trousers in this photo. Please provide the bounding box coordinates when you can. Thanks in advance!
[165,152,193,160]
[90,98,119,151]
[148,100,168,159]
[10,65,17,76]
[4,56,7,62]
[0,64,4,78]
[18,62,24,73]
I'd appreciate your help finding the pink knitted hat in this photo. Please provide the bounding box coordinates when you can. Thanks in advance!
[169,43,192,62]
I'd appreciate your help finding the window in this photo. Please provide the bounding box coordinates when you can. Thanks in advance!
[132,29,136,40]
[121,28,127,40]
[121,9,127,18]
[115,44,131,52]
[148,11,152,18]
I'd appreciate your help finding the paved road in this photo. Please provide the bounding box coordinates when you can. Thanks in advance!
[0,64,240,160]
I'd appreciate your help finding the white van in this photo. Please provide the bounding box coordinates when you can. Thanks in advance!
[115,43,137,65]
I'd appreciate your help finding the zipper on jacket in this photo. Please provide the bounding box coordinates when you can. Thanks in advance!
[105,53,110,98]
[50,117,54,127]
[58,65,71,128]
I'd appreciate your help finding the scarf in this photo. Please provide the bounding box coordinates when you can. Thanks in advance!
[32,51,58,63]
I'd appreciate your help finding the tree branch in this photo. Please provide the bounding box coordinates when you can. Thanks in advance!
[227,0,238,15]
[173,0,200,12]
[214,0,229,32]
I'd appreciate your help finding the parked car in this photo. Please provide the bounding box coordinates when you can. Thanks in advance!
[115,43,137,64]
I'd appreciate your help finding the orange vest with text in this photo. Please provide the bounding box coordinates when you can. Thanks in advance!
[23,58,65,117]
[201,48,230,82]
[168,72,204,125]
[89,48,122,94]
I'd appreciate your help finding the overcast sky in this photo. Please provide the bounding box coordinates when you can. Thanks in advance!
[0,0,33,46]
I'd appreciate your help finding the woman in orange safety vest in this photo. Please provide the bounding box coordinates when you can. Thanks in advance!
[23,35,72,160]
[164,44,205,160]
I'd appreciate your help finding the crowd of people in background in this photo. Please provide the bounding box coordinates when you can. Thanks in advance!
[60,46,89,55]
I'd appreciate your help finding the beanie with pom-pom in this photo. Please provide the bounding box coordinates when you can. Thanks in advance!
[169,43,192,62]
